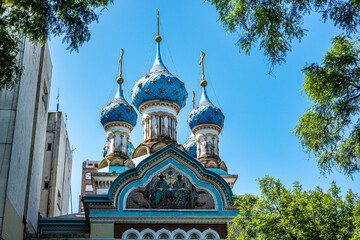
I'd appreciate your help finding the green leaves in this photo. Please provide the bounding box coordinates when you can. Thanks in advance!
[205,0,360,68]
[229,176,360,240]
[0,0,113,89]
[294,36,360,177]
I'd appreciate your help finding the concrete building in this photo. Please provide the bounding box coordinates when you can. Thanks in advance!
[0,37,52,239]
[78,160,99,213]
[39,112,72,218]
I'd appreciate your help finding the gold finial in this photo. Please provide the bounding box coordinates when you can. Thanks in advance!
[199,51,207,87]
[117,49,124,84]
[192,91,195,109]
[155,10,162,42]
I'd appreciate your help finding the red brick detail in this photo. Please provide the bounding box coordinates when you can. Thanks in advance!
[78,160,99,212]
[114,223,227,238]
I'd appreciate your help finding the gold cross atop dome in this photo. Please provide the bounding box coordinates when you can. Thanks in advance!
[199,51,207,87]
[117,49,124,84]
[155,11,162,42]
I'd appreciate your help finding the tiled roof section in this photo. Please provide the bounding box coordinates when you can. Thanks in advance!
[100,84,137,127]
[131,42,187,110]
[184,135,197,159]
[188,87,225,129]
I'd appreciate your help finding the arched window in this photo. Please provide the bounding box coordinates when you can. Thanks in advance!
[143,233,154,239]
[174,233,185,239]
[205,233,216,239]
[126,233,138,239]
[189,233,200,239]
[158,233,170,239]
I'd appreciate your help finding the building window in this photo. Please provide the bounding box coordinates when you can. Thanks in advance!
[158,233,170,239]
[189,233,200,239]
[95,163,98,168]
[143,233,154,239]
[87,163,93,168]
[174,233,185,239]
[85,172,91,180]
[43,181,49,189]
[57,190,61,211]
[81,207,84,212]
[47,143,52,151]
[126,233,138,239]
[205,233,216,239]
[85,185,93,192]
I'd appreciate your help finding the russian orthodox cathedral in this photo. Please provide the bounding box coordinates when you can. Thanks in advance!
[37,12,238,240]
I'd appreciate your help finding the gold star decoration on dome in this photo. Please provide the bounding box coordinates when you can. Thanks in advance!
[208,116,212,120]
[183,96,186,100]
[135,94,138,99]
[151,79,156,84]
[174,90,178,94]
[160,87,165,93]
[131,117,134,120]
[219,119,222,123]
[118,113,123,117]
[145,89,149,94]
[112,106,116,110]
[201,110,204,113]
[138,83,142,87]
[145,74,150,78]
[180,84,184,89]
[215,110,218,114]
[126,107,130,112]
[160,74,164,77]
[105,115,109,118]
[167,79,172,84]
[195,118,199,122]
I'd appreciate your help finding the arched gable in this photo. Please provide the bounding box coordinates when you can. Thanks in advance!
[83,145,236,217]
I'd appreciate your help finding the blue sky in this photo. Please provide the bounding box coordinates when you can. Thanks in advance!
[47,1,360,213]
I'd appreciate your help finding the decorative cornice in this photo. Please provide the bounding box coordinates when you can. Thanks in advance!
[88,215,236,223]
[139,99,180,114]
[192,124,222,134]
[103,121,133,132]
[83,145,235,212]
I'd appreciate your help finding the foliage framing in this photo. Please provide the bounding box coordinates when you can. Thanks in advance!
[0,0,112,89]
[229,176,360,240]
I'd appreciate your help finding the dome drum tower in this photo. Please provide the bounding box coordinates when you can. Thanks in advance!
[99,49,137,169]
[131,18,187,159]
[187,52,227,172]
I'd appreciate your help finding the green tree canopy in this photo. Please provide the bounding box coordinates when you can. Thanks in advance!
[206,0,360,67]
[229,176,360,240]
[295,36,360,177]
[0,0,112,89]
[206,0,360,176]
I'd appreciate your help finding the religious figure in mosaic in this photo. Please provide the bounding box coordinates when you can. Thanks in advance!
[126,167,215,210]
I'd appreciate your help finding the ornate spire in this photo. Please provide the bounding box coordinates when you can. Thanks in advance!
[115,49,125,98]
[199,51,207,87]
[152,11,167,71]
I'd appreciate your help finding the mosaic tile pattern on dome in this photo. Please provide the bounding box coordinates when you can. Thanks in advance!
[100,96,137,126]
[132,72,187,110]
[188,104,225,129]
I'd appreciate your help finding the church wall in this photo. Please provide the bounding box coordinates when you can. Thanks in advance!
[90,222,114,238]
[0,39,52,238]
[113,223,228,239]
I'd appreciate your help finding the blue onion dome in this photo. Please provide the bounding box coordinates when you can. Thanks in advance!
[131,40,188,111]
[103,144,108,158]
[188,86,225,130]
[184,133,197,158]
[100,83,137,127]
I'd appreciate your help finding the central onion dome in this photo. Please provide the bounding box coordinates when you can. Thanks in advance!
[131,42,187,111]
[100,83,137,127]
[188,86,225,130]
